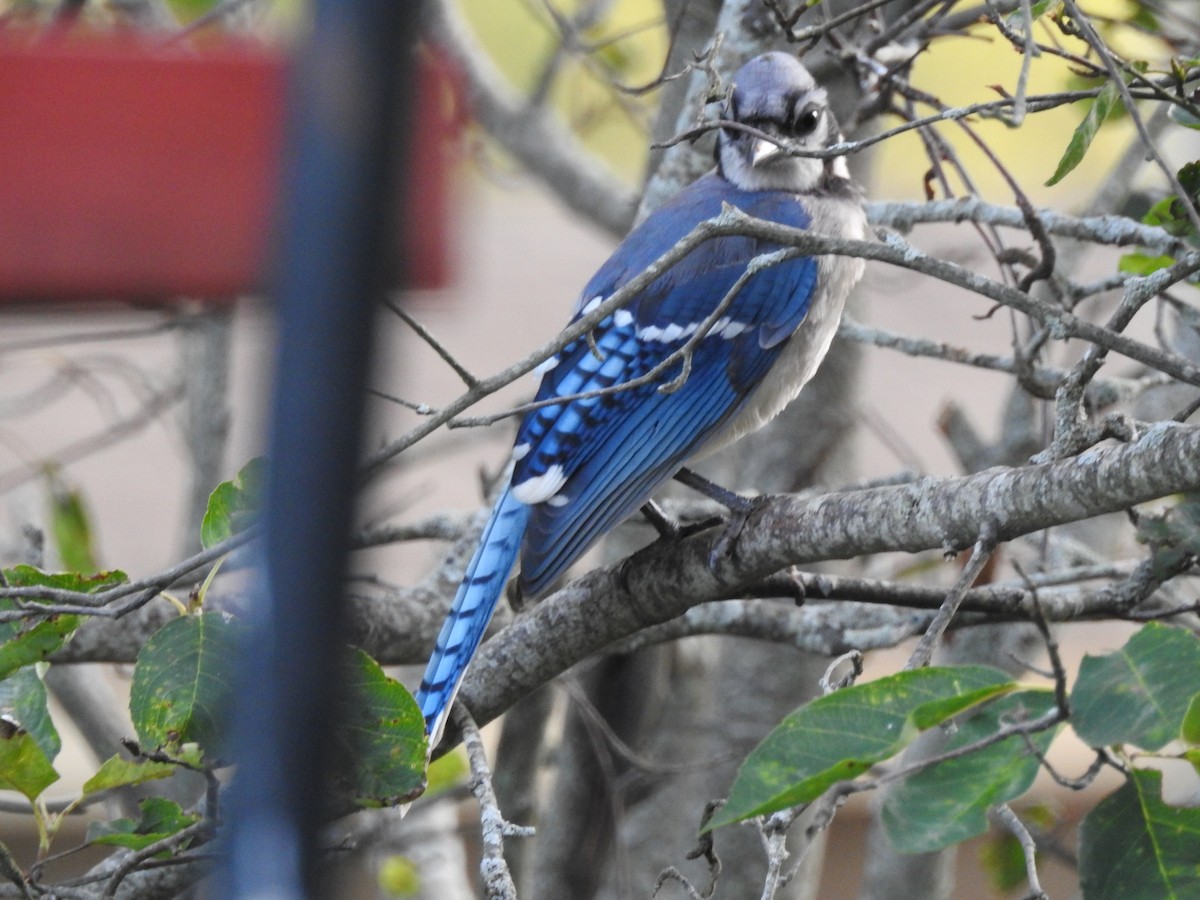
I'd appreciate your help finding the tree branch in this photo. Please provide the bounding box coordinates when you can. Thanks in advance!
[448,421,1200,745]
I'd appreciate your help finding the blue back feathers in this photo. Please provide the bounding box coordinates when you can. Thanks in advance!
[514,175,817,594]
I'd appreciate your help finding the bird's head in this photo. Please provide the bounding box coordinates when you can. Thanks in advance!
[716,52,846,194]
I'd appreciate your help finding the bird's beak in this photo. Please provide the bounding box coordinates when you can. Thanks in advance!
[751,136,786,167]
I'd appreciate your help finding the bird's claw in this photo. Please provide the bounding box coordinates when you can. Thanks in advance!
[640,498,680,540]
[706,494,771,572]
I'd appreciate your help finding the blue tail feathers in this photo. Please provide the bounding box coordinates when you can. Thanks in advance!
[415,488,530,742]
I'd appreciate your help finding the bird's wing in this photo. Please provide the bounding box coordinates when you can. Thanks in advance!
[510,176,819,595]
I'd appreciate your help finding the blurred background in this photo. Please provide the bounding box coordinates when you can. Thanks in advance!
[1,0,1197,896]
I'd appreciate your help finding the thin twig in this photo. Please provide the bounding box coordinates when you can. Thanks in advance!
[993,805,1048,900]
[450,703,532,900]
[905,524,999,669]
[0,526,258,612]
[385,300,479,389]
[363,208,1200,480]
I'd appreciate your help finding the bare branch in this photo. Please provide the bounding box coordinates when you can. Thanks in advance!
[905,525,998,670]
[361,203,1200,480]
[384,300,479,389]
[449,421,1200,742]
[992,805,1048,900]
[450,704,533,900]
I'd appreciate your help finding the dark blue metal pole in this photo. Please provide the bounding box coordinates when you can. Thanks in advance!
[219,0,419,895]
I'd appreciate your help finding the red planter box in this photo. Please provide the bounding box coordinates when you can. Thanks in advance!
[0,35,455,302]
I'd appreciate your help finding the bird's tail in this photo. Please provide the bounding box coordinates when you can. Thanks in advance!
[416,487,530,745]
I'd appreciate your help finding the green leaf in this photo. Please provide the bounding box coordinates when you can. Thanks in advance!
[1143,161,1200,239]
[0,566,126,594]
[0,727,58,803]
[82,755,177,798]
[336,649,428,806]
[1182,695,1200,745]
[129,612,242,759]
[86,797,198,851]
[200,457,265,549]
[46,472,97,574]
[0,669,59,761]
[1079,769,1200,899]
[708,666,1015,830]
[910,681,1016,730]
[0,567,124,668]
[1046,81,1122,186]
[1119,253,1176,276]
[1072,623,1200,751]
[1124,5,1157,30]
[167,0,220,22]
[0,615,81,682]
[1169,104,1200,130]
[1185,749,1200,776]
[881,690,1060,852]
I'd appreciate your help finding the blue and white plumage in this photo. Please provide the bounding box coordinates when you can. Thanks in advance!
[416,53,867,742]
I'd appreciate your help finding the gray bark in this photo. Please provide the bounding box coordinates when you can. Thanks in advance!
[450,419,1200,733]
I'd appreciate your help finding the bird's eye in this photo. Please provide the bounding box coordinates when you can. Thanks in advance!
[793,106,821,135]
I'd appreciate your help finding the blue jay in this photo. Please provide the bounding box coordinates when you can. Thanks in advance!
[416,53,867,743]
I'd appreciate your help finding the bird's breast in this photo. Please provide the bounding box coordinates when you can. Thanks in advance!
[699,192,867,456]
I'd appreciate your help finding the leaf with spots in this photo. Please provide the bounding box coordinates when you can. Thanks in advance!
[335,649,427,807]
[0,567,124,682]
[1080,769,1200,899]
[129,612,241,760]
[881,690,1060,852]
[707,666,1015,830]
[0,566,126,595]
[1072,622,1200,751]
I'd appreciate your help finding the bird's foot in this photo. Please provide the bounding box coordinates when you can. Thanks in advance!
[673,467,770,571]
[640,498,681,540]
[640,497,724,547]
[706,495,771,571]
